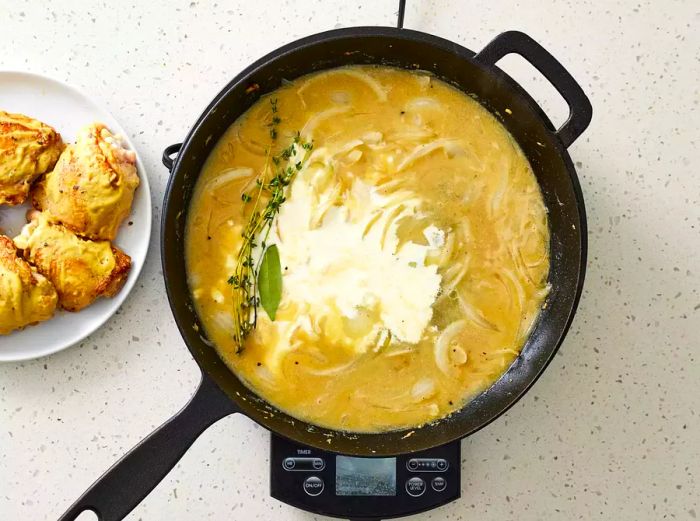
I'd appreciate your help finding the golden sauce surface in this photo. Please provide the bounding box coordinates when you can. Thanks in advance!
[186,66,550,432]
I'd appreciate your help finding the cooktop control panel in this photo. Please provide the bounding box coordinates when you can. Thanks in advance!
[270,433,460,519]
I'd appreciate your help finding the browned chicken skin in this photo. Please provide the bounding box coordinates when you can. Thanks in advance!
[0,235,58,334]
[0,111,64,205]
[32,122,139,240]
[13,211,131,312]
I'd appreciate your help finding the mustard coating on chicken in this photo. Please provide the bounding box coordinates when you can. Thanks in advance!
[14,212,132,312]
[0,111,64,205]
[0,235,58,334]
[32,122,139,240]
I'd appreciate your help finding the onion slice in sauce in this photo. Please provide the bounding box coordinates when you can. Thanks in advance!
[301,106,351,139]
[457,292,499,331]
[297,69,388,103]
[396,139,465,172]
[205,167,254,194]
[434,320,467,375]
[300,357,360,376]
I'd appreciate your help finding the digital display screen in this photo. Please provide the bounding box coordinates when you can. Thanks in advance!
[335,456,396,496]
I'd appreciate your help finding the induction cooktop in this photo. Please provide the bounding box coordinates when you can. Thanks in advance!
[270,433,461,520]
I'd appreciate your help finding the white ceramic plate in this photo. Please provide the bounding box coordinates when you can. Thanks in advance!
[0,71,151,362]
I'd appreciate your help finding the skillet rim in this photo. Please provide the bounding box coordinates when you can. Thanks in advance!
[161,25,589,455]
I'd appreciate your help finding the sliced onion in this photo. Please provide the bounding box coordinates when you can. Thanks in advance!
[441,257,470,296]
[383,346,415,358]
[434,320,466,375]
[498,267,526,313]
[236,128,267,155]
[449,346,468,365]
[297,68,388,103]
[457,293,499,331]
[510,243,535,286]
[380,203,406,249]
[535,284,552,301]
[361,131,383,144]
[210,311,234,334]
[405,97,442,111]
[388,129,436,142]
[362,210,383,238]
[255,364,277,386]
[396,139,465,172]
[411,378,437,402]
[330,90,351,104]
[376,188,421,210]
[301,357,360,376]
[359,397,441,416]
[332,139,364,158]
[516,313,539,344]
[334,69,388,102]
[301,106,351,139]
[375,177,405,192]
[415,74,432,90]
[441,262,463,288]
[310,183,341,228]
[205,167,254,193]
[489,152,513,215]
[344,149,363,164]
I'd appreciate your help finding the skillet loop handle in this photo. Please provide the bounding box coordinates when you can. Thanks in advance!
[57,374,239,521]
[162,143,183,172]
[474,31,592,148]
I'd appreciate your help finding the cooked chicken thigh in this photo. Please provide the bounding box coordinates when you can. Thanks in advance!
[0,235,58,334]
[14,212,131,312]
[32,122,139,240]
[0,111,63,205]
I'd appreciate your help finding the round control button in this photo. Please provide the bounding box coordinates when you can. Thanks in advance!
[405,477,426,497]
[431,476,447,492]
[407,459,419,471]
[436,459,448,471]
[312,458,325,470]
[283,458,295,470]
[303,476,324,496]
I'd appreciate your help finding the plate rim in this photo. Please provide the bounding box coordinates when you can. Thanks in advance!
[0,69,153,362]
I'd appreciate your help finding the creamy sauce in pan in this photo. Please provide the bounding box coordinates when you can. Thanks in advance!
[186,66,550,432]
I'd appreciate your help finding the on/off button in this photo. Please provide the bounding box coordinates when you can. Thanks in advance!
[303,476,324,496]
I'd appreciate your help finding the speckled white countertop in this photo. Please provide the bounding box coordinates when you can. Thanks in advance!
[1,1,698,520]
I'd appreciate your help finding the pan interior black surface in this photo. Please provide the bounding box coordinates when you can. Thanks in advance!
[162,27,589,455]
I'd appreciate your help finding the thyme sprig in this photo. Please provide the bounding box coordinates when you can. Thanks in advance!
[228,99,313,352]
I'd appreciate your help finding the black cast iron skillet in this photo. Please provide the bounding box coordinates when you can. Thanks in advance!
[59,18,591,521]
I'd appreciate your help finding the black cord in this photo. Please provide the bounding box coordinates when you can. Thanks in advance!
[397,0,406,28]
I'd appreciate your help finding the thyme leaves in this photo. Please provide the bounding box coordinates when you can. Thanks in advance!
[229,99,313,352]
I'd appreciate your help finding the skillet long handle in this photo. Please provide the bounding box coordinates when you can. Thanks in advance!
[58,374,239,521]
